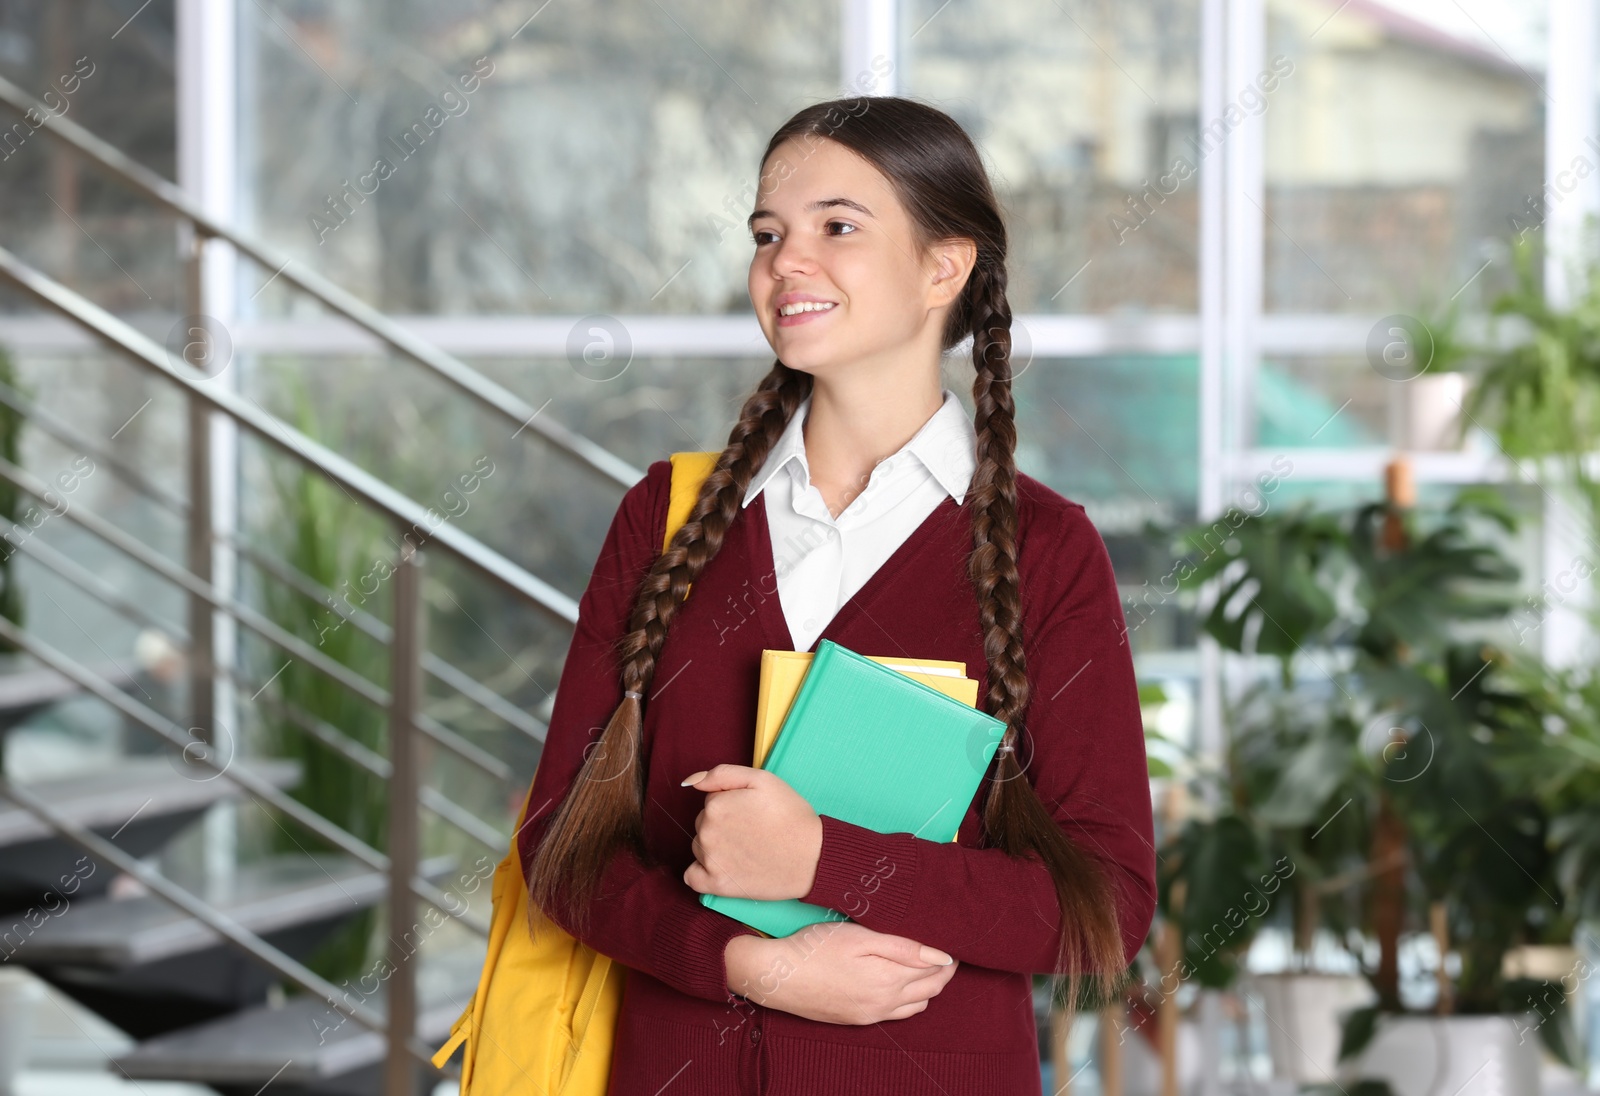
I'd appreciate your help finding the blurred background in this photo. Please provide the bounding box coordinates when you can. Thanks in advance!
[0,0,1596,1093]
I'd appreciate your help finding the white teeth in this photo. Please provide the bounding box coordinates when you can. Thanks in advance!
[779,301,835,316]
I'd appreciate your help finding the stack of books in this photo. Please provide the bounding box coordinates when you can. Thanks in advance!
[698,638,1007,938]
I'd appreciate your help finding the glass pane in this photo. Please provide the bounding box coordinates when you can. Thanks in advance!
[1264,0,1545,312]
[0,0,182,313]
[1251,351,1514,453]
[238,351,771,789]
[240,1,841,317]
[901,0,1203,313]
[1015,354,1199,660]
[244,352,778,592]
[0,345,190,778]
[1258,352,1387,448]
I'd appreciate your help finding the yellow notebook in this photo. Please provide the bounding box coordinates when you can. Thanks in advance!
[754,649,978,765]
[753,650,981,847]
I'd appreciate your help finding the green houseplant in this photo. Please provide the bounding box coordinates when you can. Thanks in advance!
[1464,236,1600,536]
[1142,506,1376,1087]
[1160,482,1582,1093]
[251,373,394,987]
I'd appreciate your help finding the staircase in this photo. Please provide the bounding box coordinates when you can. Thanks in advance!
[0,71,640,1095]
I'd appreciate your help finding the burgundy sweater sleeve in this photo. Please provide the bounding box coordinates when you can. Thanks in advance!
[518,460,762,1004]
[798,502,1157,974]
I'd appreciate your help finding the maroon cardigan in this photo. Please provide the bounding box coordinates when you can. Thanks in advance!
[517,457,1156,1096]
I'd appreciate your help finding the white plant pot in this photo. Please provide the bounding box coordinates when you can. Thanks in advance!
[1340,1013,1542,1096]
[0,968,46,1095]
[1396,370,1469,451]
[1249,972,1376,1084]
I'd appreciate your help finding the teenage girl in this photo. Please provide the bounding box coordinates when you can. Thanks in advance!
[520,96,1156,1095]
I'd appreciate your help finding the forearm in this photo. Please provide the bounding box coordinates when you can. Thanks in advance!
[526,814,763,1004]
[800,814,1153,974]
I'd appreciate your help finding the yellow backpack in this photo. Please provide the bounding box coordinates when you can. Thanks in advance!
[432,451,720,1095]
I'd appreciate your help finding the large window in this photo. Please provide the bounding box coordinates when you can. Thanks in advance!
[240,1,842,316]
[902,0,1203,314]
[1253,0,1545,460]
[0,0,180,312]
[0,0,1578,754]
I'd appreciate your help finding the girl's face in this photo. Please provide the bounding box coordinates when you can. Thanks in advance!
[747,137,952,380]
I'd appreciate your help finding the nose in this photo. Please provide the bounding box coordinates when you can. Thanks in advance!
[766,231,817,278]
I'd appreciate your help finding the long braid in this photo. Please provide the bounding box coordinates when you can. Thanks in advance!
[968,260,1124,1018]
[526,362,813,936]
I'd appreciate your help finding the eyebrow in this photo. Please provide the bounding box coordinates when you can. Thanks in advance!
[747,197,875,232]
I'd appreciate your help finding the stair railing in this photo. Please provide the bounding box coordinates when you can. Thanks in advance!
[0,72,641,491]
[0,66,635,814]
[0,241,599,1089]
[0,70,655,1088]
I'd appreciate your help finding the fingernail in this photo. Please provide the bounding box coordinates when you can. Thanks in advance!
[680,770,709,787]
[920,946,954,965]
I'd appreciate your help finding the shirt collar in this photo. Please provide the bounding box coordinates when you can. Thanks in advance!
[741,387,978,508]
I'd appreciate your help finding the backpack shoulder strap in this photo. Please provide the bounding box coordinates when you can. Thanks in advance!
[664,452,719,551]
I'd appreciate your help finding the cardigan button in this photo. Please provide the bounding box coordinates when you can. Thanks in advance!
[750,1026,761,1046]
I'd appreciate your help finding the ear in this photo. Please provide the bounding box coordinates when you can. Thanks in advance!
[926,237,978,309]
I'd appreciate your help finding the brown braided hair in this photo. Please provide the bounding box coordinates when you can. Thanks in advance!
[527,96,1124,1017]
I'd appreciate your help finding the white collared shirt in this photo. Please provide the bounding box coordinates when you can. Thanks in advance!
[741,387,979,652]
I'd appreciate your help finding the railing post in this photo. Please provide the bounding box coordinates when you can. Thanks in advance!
[184,231,215,746]
[386,539,424,1096]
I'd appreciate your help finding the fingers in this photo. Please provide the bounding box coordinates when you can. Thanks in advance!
[862,934,954,969]
[682,858,707,893]
[881,960,957,1023]
[681,763,764,790]
[884,999,931,1021]
[901,959,959,997]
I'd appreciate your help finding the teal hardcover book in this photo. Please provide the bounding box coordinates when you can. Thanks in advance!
[699,639,1008,938]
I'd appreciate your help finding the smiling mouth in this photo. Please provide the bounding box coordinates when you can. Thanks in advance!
[775,302,837,327]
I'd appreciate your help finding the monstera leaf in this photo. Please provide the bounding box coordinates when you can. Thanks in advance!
[1551,804,1600,924]
[1157,814,1276,989]
[1538,666,1600,923]
[1346,492,1519,662]
[1173,504,1346,667]
[1361,645,1564,1012]
[1252,733,1354,829]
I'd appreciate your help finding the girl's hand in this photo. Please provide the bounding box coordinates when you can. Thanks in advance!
[725,923,959,1025]
[681,765,822,901]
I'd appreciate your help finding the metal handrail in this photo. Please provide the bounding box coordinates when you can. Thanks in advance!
[0,96,634,1081]
[3,531,189,646]
[0,775,448,1075]
[0,243,579,623]
[0,453,516,786]
[0,375,187,512]
[232,541,549,743]
[0,614,488,937]
[0,510,507,850]
[0,72,642,491]
[0,236,606,928]
[0,376,549,742]
[242,684,506,850]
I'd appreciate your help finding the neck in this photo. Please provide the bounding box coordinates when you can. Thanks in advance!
[800,369,944,513]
